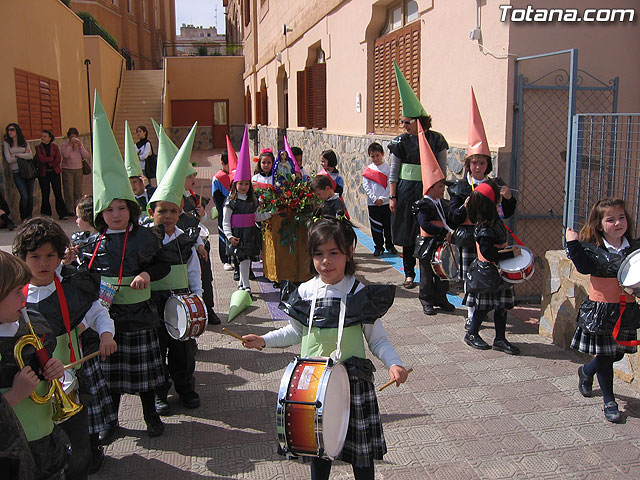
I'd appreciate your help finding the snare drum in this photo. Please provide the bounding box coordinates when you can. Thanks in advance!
[498,246,535,283]
[276,357,350,460]
[164,294,208,341]
[618,249,640,297]
[431,242,460,281]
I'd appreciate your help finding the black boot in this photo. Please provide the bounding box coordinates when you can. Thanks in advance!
[1,214,15,231]
[88,433,105,474]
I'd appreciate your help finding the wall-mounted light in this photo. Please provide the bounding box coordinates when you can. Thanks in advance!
[283,24,293,35]
[276,52,282,62]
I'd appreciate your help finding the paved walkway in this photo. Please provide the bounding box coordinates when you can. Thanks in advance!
[1,157,640,478]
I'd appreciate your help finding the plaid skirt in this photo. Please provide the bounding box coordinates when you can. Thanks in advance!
[100,328,165,395]
[82,355,117,435]
[570,326,638,356]
[464,285,515,311]
[460,246,477,285]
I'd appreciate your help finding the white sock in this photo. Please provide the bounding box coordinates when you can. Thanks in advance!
[239,260,251,289]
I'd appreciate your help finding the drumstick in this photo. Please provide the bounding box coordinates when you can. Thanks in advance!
[446,241,459,270]
[63,351,101,370]
[222,327,263,351]
[378,368,413,392]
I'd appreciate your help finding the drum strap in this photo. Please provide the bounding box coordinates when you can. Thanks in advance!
[612,295,640,346]
[304,277,349,361]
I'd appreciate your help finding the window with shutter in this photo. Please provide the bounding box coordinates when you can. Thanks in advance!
[311,63,326,129]
[373,18,420,135]
[256,90,263,125]
[14,68,62,140]
[245,89,252,124]
[260,86,268,125]
[297,70,307,128]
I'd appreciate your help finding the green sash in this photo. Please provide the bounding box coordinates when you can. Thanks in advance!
[102,275,151,304]
[54,327,81,371]
[150,264,189,292]
[399,163,422,181]
[301,325,366,362]
[0,383,54,441]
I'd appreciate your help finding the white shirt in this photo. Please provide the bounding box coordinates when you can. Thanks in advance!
[25,265,115,338]
[162,226,203,296]
[263,275,403,369]
[0,321,20,338]
[603,236,630,254]
[222,192,272,239]
[361,162,390,206]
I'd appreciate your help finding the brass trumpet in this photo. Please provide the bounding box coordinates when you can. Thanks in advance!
[14,308,82,422]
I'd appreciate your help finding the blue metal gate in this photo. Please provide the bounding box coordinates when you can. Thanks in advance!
[509,49,618,300]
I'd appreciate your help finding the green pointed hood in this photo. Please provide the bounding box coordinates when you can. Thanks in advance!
[124,120,143,178]
[151,118,161,138]
[393,61,428,118]
[186,161,197,177]
[156,124,179,184]
[92,91,136,219]
[149,123,198,209]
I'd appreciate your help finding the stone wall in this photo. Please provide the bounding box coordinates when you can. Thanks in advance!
[252,126,473,227]
[1,134,92,219]
[541,249,639,388]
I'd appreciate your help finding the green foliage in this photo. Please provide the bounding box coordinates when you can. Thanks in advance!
[76,11,119,51]
[196,44,208,56]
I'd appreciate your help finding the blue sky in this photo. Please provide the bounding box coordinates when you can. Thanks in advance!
[175,0,225,34]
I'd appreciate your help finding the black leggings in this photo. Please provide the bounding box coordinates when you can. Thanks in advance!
[111,391,158,421]
[582,352,624,403]
[467,308,508,340]
[311,458,374,480]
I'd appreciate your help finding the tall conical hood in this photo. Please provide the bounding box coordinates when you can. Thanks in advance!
[149,123,198,209]
[418,121,444,194]
[92,91,136,219]
[283,136,301,174]
[393,61,428,118]
[156,124,179,184]
[226,134,238,176]
[468,86,491,157]
[124,120,143,178]
[151,118,161,138]
[234,126,251,182]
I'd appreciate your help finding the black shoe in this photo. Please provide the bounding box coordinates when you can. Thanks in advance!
[423,305,437,315]
[233,271,239,281]
[60,216,68,221]
[145,415,165,437]
[272,281,281,289]
[402,278,416,289]
[208,311,221,325]
[88,445,105,474]
[437,301,456,312]
[492,339,520,355]
[180,391,201,409]
[98,421,120,445]
[5,219,16,231]
[155,395,172,416]
[373,248,384,257]
[603,401,622,423]
[578,366,594,397]
[387,246,398,255]
[464,318,472,332]
[464,333,490,350]
[249,269,256,280]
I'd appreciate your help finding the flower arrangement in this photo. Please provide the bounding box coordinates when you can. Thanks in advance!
[257,173,319,253]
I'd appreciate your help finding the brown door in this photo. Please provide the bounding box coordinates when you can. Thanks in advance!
[212,100,229,148]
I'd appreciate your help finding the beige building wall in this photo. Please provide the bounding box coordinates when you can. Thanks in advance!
[163,56,246,126]
[83,36,126,124]
[0,0,90,137]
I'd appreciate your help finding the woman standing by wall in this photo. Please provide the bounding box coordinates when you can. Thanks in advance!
[136,126,156,185]
[61,127,90,212]
[2,123,35,221]
[35,129,69,220]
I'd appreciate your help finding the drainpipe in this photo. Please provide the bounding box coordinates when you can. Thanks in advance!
[84,59,93,148]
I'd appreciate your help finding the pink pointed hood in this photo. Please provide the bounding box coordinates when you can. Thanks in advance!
[226,134,238,179]
[468,86,490,157]
[418,121,444,194]
[283,136,301,174]
[234,125,251,182]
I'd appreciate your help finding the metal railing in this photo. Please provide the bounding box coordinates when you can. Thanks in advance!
[162,42,243,57]
[567,113,640,234]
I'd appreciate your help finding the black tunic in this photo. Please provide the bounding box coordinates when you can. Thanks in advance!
[388,131,448,246]
[225,196,261,258]
[77,225,169,331]
[412,198,450,260]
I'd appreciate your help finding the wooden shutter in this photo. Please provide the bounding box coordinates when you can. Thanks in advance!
[245,91,252,124]
[297,70,307,128]
[14,68,62,140]
[255,90,262,125]
[311,63,326,129]
[373,22,420,135]
[260,87,268,125]
[305,66,314,128]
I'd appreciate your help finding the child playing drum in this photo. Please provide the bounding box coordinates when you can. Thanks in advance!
[242,216,409,480]
[464,180,521,355]
[566,198,640,423]
[148,128,203,415]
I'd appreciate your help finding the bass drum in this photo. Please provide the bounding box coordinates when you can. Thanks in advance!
[618,249,640,297]
[164,294,209,341]
[431,242,460,281]
[276,357,350,460]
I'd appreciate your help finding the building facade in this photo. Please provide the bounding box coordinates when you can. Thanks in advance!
[68,0,176,69]
[175,24,227,56]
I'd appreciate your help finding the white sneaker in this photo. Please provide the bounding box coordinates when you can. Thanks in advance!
[223,263,234,271]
